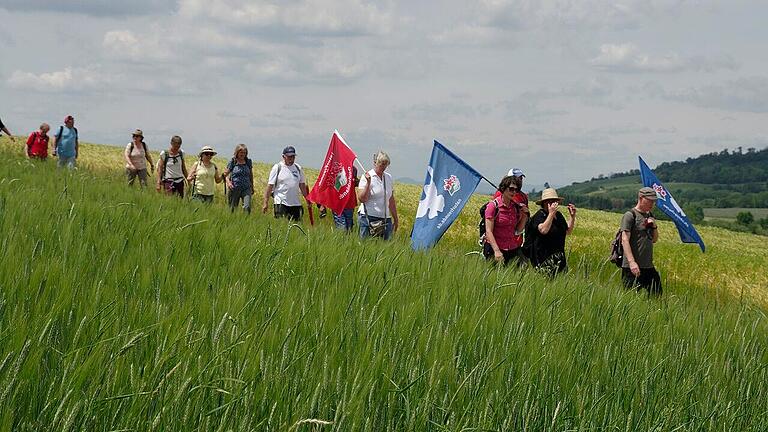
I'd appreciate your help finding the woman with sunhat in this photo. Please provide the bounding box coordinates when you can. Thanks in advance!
[522,187,577,276]
[124,129,154,188]
[187,146,222,203]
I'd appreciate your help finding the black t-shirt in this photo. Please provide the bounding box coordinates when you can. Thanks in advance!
[526,209,568,269]
[0,117,5,131]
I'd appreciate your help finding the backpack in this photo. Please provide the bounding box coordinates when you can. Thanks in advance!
[271,162,302,197]
[128,140,148,155]
[160,150,184,180]
[477,198,501,246]
[609,210,637,267]
[54,126,78,149]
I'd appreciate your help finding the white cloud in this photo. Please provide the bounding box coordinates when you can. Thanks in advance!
[7,67,116,92]
[590,43,737,73]
[102,30,174,62]
[178,0,393,37]
[663,77,768,113]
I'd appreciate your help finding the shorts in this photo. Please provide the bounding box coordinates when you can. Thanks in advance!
[162,179,185,197]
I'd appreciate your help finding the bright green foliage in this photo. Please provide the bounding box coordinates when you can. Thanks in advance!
[1,143,768,430]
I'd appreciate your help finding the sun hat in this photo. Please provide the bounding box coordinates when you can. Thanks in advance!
[132,129,144,138]
[535,187,565,205]
[199,146,217,156]
[638,186,658,201]
[282,146,296,156]
[507,168,525,178]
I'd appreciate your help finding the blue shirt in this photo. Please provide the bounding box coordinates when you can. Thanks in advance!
[227,158,253,191]
[55,126,78,158]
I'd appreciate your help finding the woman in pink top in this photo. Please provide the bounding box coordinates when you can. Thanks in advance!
[484,175,529,265]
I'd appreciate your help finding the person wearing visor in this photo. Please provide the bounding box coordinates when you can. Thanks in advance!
[263,146,309,221]
[188,146,222,203]
[621,187,662,295]
[483,175,529,265]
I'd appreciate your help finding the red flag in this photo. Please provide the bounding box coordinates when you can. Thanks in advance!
[308,130,358,215]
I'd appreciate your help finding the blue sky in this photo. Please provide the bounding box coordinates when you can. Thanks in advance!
[2,0,767,189]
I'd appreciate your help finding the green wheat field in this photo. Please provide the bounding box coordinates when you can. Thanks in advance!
[1,137,767,430]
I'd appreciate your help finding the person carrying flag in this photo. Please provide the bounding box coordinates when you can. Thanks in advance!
[621,187,662,295]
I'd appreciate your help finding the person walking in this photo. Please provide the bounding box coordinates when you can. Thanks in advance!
[53,115,79,169]
[26,123,50,160]
[523,187,577,276]
[357,151,399,240]
[621,187,662,295]
[333,166,359,232]
[483,175,529,265]
[0,117,15,142]
[156,135,188,197]
[263,146,309,221]
[187,146,222,203]
[124,129,154,188]
[223,144,254,213]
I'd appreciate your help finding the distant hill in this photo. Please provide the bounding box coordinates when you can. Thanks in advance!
[558,147,768,234]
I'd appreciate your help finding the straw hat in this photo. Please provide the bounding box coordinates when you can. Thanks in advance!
[199,146,217,156]
[535,187,564,205]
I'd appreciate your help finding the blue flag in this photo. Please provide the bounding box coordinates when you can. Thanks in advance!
[411,141,482,250]
[639,156,706,252]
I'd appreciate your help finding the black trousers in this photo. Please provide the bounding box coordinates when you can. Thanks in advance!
[274,204,303,221]
[483,243,523,266]
[622,267,662,296]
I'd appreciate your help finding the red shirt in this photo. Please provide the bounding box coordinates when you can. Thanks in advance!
[26,132,49,157]
[485,198,523,250]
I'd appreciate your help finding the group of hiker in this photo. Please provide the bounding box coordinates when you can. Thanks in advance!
[8,116,663,296]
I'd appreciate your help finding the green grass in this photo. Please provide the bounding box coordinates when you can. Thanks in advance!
[704,208,768,220]
[1,139,768,430]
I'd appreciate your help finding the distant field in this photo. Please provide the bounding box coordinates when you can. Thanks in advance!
[704,208,768,220]
[2,137,768,430]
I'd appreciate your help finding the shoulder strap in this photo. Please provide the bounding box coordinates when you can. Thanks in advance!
[383,173,387,220]
[55,126,63,146]
[129,142,134,153]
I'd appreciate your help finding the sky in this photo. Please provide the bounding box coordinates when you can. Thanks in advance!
[2,0,768,190]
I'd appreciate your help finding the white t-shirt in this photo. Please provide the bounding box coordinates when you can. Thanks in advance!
[160,150,185,182]
[268,162,306,206]
[357,169,393,219]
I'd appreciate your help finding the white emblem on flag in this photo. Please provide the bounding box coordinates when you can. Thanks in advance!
[416,166,445,220]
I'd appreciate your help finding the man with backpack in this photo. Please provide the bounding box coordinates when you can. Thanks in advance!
[26,123,50,160]
[54,115,78,169]
[263,146,309,221]
[620,187,662,295]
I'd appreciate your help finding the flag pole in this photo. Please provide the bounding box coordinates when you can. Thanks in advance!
[481,175,498,191]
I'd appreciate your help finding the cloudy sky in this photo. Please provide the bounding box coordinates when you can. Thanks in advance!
[2,0,767,188]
